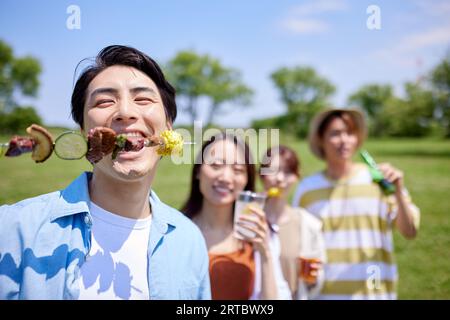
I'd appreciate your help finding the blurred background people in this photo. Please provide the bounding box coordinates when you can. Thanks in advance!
[182,132,291,300]
[292,109,420,300]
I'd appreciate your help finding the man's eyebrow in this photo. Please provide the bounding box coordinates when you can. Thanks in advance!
[89,87,118,99]
[130,87,157,96]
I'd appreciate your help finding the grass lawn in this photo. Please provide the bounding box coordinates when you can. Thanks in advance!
[1,130,449,299]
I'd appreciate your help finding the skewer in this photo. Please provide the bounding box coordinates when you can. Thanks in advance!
[1,132,195,160]
[142,139,195,147]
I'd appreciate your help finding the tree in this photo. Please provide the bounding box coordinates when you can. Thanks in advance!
[377,83,434,137]
[0,40,41,112]
[347,84,394,136]
[430,53,450,136]
[203,64,252,127]
[0,106,42,134]
[165,50,253,127]
[269,66,335,137]
[164,51,206,124]
[348,84,393,118]
[0,39,42,133]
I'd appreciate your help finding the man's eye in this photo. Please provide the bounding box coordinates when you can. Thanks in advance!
[95,99,114,107]
[135,97,153,104]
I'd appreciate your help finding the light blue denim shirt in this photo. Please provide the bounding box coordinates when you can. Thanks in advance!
[0,172,211,300]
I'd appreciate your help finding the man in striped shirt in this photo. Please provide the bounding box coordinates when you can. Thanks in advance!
[292,109,420,300]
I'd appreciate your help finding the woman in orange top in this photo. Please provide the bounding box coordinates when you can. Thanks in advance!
[181,132,290,299]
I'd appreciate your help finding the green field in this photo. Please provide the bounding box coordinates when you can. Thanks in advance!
[1,130,449,299]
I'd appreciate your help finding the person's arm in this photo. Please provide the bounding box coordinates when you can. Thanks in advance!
[378,163,420,239]
[269,234,292,300]
[306,216,327,299]
[195,228,212,300]
[259,249,279,300]
[0,205,22,299]
[236,206,278,299]
[198,267,212,300]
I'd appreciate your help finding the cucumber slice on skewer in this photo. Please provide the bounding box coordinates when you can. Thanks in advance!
[54,131,88,160]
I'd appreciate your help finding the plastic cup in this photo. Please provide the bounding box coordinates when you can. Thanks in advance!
[298,257,321,284]
[233,191,266,240]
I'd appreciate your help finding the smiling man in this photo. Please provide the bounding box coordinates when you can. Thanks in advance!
[0,45,211,300]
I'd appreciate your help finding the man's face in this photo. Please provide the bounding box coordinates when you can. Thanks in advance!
[83,65,169,181]
[321,117,358,162]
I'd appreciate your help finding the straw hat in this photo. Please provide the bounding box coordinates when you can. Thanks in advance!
[308,108,367,160]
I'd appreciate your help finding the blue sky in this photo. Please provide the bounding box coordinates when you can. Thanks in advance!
[1,0,449,128]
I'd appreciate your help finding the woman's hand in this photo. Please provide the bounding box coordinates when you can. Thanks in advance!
[236,205,272,259]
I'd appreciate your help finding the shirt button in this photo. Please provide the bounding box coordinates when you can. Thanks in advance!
[84,215,92,225]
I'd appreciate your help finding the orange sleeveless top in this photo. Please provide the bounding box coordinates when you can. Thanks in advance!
[208,242,255,300]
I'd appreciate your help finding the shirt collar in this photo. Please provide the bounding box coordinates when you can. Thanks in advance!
[50,171,176,233]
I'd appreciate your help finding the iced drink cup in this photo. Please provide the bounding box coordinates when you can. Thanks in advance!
[233,191,266,240]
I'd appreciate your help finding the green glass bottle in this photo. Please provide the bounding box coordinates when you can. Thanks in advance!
[360,149,396,195]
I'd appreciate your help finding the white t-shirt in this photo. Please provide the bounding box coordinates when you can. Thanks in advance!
[78,202,152,300]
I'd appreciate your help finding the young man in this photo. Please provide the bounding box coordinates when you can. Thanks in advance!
[292,108,420,300]
[0,45,211,300]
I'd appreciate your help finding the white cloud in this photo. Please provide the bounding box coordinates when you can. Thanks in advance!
[375,24,450,56]
[292,0,348,16]
[372,24,450,67]
[398,25,450,53]
[282,18,329,34]
[280,0,348,35]
[414,0,450,16]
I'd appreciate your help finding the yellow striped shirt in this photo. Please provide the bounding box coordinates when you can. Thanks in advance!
[292,163,420,300]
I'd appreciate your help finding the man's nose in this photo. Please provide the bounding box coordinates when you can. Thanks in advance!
[341,132,351,143]
[113,101,139,123]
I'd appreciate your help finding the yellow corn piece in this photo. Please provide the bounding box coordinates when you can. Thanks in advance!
[156,130,184,156]
[267,187,281,198]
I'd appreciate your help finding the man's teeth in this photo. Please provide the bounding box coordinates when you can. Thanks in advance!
[120,132,144,138]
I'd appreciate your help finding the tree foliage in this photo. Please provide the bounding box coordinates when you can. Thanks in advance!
[430,53,450,136]
[0,106,42,134]
[348,84,393,118]
[165,50,253,127]
[0,39,42,133]
[375,83,435,137]
[347,52,450,138]
[256,66,335,137]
